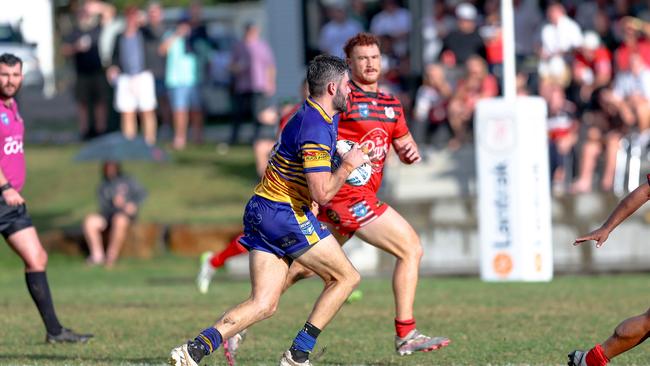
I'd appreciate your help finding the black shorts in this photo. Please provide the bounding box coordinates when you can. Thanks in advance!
[254,123,278,142]
[0,201,33,239]
[75,72,109,104]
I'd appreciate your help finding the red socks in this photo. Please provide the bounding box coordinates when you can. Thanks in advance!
[395,318,416,338]
[209,234,247,268]
[586,344,609,366]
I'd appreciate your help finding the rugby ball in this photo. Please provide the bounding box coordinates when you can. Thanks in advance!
[334,140,372,186]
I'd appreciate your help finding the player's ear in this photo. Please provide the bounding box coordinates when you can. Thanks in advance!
[327,81,336,96]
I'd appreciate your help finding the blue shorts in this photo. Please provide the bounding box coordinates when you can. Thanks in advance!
[169,85,201,111]
[239,195,330,260]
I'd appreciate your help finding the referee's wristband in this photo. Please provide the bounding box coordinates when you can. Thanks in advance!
[0,183,12,193]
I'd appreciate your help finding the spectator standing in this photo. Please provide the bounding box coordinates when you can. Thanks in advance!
[159,17,202,150]
[229,22,276,146]
[142,1,172,130]
[107,6,158,145]
[514,0,543,63]
[422,1,456,64]
[440,3,486,68]
[538,2,583,88]
[350,0,370,30]
[83,161,147,268]
[61,0,115,139]
[318,4,363,59]
[370,0,411,57]
[480,0,504,81]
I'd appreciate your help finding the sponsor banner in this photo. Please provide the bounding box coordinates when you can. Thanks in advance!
[475,97,553,282]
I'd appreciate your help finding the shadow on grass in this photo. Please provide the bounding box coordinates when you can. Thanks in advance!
[0,354,164,364]
[28,209,77,233]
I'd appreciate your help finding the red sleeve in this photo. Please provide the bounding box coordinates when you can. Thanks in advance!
[393,104,410,140]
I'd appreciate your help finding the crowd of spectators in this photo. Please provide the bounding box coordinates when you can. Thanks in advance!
[315,0,650,194]
[59,0,276,152]
[58,0,650,195]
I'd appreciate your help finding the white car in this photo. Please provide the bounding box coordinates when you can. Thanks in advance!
[0,23,44,89]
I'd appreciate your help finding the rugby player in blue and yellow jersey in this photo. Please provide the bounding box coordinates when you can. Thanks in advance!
[169,55,367,366]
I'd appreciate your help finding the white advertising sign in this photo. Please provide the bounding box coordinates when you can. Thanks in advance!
[475,96,553,281]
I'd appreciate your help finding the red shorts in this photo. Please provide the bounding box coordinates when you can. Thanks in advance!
[317,191,389,237]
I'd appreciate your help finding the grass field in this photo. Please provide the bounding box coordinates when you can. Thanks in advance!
[1,250,650,365]
[2,145,650,365]
[21,144,258,231]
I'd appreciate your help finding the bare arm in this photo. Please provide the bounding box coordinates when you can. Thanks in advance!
[306,145,365,206]
[85,0,116,26]
[392,132,421,164]
[575,183,650,247]
[159,25,189,55]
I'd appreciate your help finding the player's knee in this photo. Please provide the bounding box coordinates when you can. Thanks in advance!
[397,233,422,262]
[253,298,280,319]
[26,248,48,271]
[342,268,361,290]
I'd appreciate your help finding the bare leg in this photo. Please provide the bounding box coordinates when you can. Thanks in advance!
[121,112,138,140]
[77,103,89,138]
[141,110,158,145]
[173,110,188,150]
[82,214,108,264]
[94,101,108,134]
[293,235,360,329]
[189,110,204,145]
[283,227,349,291]
[572,128,602,193]
[602,308,650,360]
[104,213,130,268]
[253,139,276,177]
[601,132,621,192]
[213,250,289,338]
[7,227,48,272]
[356,206,422,320]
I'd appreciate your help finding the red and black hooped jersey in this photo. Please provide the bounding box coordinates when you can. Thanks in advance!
[337,80,410,194]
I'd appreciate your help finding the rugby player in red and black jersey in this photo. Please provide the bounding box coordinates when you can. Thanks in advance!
[287,33,450,356]
[568,175,650,366]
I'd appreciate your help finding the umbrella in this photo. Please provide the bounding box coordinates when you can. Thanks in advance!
[74,132,168,162]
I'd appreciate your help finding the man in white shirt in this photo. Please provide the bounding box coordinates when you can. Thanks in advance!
[538,3,583,86]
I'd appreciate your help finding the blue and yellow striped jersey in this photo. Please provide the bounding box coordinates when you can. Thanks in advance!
[254,97,339,209]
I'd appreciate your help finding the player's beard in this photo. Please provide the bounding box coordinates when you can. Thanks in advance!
[333,87,347,113]
[0,82,20,100]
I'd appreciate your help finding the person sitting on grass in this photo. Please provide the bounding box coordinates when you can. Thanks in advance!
[570,174,650,366]
[83,161,146,268]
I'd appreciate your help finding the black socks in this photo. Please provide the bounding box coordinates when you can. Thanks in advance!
[25,271,63,335]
